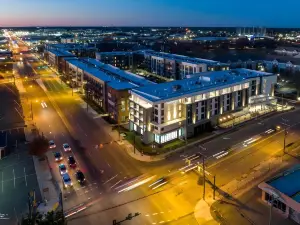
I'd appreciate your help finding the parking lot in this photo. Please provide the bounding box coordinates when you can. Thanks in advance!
[0,85,40,224]
[0,145,41,225]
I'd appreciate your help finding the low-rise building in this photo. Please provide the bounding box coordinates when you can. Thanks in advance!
[258,165,300,224]
[44,49,75,73]
[96,51,133,70]
[45,43,97,58]
[129,69,277,145]
[136,50,229,80]
[64,57,154,124]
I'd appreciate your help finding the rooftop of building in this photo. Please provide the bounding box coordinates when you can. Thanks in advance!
[107,81,137,90]
[131,68,274,103]
[267,165,300,203]
[0,131,7,148]
[81,58,155,87]
[46,43,96,50]
[96,51,133,56]
[143,50,229,66]
[65,58,153,90]
[47,48,75,57]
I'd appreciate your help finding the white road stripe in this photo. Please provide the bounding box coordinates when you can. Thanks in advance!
[110,180,123,189]
[13,169,15,188]
[103,174,118,184]
[24,167,27,186]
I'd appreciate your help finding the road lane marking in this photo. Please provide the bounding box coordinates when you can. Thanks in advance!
[103,174,118,184]
[110,180,123,189]
[13,169,15,188]
[24,167,27,186]
[207,129,288,170]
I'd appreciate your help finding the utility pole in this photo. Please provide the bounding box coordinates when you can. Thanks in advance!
[213,175,216,200]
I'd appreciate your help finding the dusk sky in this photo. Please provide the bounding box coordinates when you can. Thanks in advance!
[0,0,299,27]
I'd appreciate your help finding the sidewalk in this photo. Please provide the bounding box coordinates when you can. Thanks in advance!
[15,79,60,215]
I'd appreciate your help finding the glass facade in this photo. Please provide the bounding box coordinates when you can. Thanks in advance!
[154,129,180,144]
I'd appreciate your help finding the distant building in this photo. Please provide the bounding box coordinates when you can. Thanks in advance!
[44,48,75,73]
[129,69,277,145]
[258,165,300,224]
[45,43,97,58]
[96,51,133,70]
[136,50,229,80]
[0,131,7,159]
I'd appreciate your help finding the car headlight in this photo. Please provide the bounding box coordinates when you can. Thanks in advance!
[60,157,63,160]
[70,182,73,186]
[55,158,58,161]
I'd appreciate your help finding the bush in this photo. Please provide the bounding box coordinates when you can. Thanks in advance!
[28,135,49,157]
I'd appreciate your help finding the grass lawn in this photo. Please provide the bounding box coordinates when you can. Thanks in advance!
[124,130,213,155]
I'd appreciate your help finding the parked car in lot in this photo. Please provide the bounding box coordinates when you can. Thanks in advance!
[49,140,56,149]
[63,143,71,152]
[62,173,73,188]
[53,152,63,162]
[75,170,85,184]
[58,164,67,175]
[68,156,77,168]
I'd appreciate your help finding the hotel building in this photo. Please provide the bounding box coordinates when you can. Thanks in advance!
[129,69,277,145]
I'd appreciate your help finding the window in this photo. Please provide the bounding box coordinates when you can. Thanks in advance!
[133,124,137,131]
[160,130,178,144]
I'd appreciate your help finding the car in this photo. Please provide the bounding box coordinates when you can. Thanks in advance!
[58,164,67,175]
[62,173,73,188]
[53,152,63,162]
[49,140,56,149]
[63,143,71,152]
[75,170,85,184]
[68,156,76,168]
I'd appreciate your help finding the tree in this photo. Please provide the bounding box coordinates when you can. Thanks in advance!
[28,134,49,157]
[21,211,66,225]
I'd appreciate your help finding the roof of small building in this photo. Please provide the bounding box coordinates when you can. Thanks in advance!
[267,165,300,203]
[47,49,75,57]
